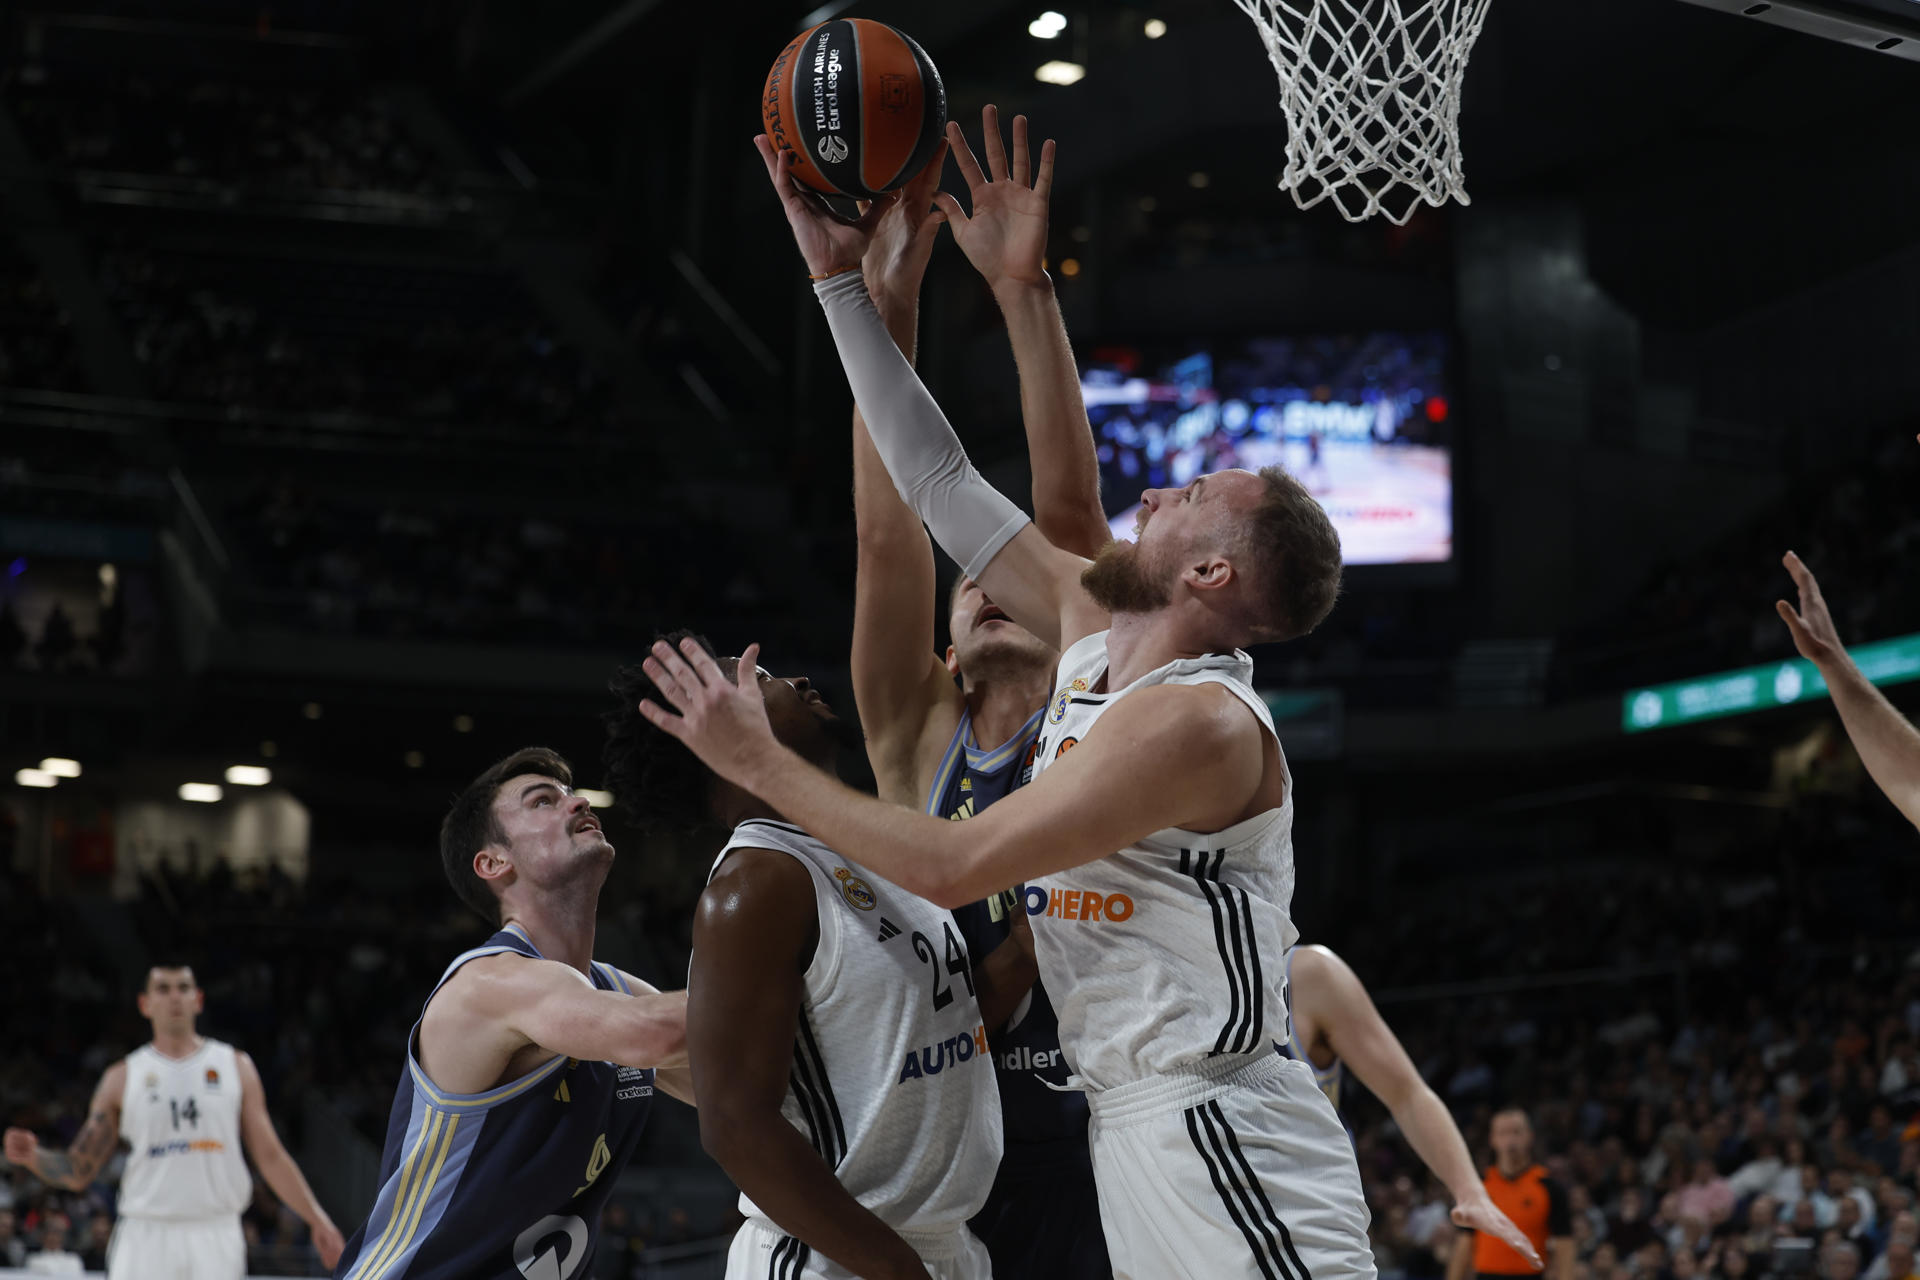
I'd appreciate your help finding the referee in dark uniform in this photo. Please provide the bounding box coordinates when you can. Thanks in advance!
[1447,1108,1573,1280]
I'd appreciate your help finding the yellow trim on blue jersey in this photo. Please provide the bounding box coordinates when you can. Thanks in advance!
[500,922,534,947]
[364,1109,462,1280]
[406,1050,568,1111]
[964,707,1045,772]
[595,962,633,995]
[347,1108,443,1280]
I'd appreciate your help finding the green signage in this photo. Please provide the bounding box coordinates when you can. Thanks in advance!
[1622,632,1920,733]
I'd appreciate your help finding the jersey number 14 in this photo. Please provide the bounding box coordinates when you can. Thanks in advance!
[169,1097,200,1130]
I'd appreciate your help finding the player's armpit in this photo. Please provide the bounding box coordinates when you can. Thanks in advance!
[911,682,1268,906]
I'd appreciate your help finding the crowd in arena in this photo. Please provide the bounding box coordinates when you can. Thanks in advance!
[9,74,444,195]
[7,764,1915,1277]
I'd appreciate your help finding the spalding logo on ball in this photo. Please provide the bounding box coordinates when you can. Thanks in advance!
[763,19,947,200]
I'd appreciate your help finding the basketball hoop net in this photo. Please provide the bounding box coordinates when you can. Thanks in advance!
[1230,0,1492,225]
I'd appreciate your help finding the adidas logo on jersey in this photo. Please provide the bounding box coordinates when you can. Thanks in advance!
[897,1025,989,1083]
[876,917,901,942]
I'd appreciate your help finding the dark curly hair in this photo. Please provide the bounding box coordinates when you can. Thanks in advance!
[603,630,733,836]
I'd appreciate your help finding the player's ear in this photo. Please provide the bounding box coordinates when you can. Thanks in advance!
[1186,554,1233,591]
[136,990,150,1019]
[473,846,512,886]
[945,645,960,677]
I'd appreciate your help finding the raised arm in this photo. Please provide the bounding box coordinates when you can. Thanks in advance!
[236,1051,344,1270]
[639,639,1264,907]
[851,148,970,806]
[691,849,930,1280]
[1777,550,1920,830]
[3,1060,124,1191]
[940,107,1110,560]
[1292,945,1540,1267]
[754,132,1107,652]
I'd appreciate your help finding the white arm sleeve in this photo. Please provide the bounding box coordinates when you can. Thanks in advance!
[814,270,1030,580]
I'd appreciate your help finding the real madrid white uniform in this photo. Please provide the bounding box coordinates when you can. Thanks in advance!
[712,820,1003,1280]
[1023,631,1376,1280]
[110,1038,252,1280]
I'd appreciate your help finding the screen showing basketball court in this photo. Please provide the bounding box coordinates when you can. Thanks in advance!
[1082,332,1454,566]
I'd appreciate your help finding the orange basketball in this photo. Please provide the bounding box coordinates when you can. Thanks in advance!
[762,19,947,200]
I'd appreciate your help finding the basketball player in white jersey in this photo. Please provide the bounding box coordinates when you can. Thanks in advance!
[849,113,1113,1279]
[631,123,1361,1280]
[1285,944,1540,1264]
[4,963,345,1279]
[606,635,1032,1280]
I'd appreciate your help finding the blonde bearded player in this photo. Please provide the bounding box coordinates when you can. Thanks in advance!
[630,116,1366,1280]
[4,963,344,1279]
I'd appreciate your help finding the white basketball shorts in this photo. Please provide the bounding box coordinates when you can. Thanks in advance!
[1088,1051,1377,1280]
[107,1214,246,1280]
[724,1216,992,1280]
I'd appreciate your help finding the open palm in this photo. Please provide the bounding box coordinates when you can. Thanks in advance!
[937,105,1056,292]
[862,142,950,303]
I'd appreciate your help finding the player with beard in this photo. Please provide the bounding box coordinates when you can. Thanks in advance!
[332,747,692,1280]
[628,117,1368,1280]
[605,638,1033,1280]
[849,111,1113,1279]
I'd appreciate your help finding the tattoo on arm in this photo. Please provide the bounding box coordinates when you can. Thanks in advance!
[44,1112,117,1187]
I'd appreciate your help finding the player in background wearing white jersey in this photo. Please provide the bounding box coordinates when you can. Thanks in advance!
[1285,945,1540,1264]
[849,113,1113,1279]
[631,118,1361,1280]
[606,635,1033,1280]
[4,963,345,1279]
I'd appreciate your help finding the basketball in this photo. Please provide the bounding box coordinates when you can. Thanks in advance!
[761,19,947,200]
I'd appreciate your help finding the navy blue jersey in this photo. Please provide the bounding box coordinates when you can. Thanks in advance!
[335,924,654,1280]
[929,707,1110,1279]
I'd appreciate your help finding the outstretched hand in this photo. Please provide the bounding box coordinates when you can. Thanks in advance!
[936,105,1057,293]
[637,638,781,789]
[1776,550,1847,670]
[3,1127,37,1167]
[1451,1192,1542,1269]
[862,141,950,308]
[754,134,896,279]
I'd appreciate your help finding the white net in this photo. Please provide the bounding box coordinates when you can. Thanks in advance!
[1231,0,1493,224]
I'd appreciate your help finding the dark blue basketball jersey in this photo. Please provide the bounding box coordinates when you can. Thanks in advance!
[335,924,655,1280]
[929,707,1110,1279]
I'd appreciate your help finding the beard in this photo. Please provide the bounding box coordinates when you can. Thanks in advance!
[952,621,1056,687]
[1080,540,1173,614]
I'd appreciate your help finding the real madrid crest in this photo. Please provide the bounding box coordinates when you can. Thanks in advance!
[1049,688,1073,724]
[832,867,877,912]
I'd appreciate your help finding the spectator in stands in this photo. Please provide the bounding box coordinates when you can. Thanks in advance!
[1862,1107,1906,1177]
[33,603,75,672]
[1776,550,1920,832]
[0,1207,24,1268]
[1871,1240,1918,1280]
[26,1209,79,1273]
[78,1214,108,1271]
[1831,1243,1865,1280]
[1679,1159,1737,1227]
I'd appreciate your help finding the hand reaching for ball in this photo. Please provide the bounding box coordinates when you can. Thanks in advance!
[754,134,896,280]
[937,105,1057,294]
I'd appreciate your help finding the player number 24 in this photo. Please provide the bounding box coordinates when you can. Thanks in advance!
[911,922,975,1012]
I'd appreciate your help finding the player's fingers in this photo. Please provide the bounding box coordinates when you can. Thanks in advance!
[853,191,899,233]
[931,191,969,228]
[737,643,763,691]
[1034,138,1057,205]
[649,640,703,699]
[1010,113,1030,187]
[676,635,733,690]
[752,133,782,184]
[981,104,1009,182]
[946,120,987,190]
[636,699,689,740]
[906,139,949,204]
